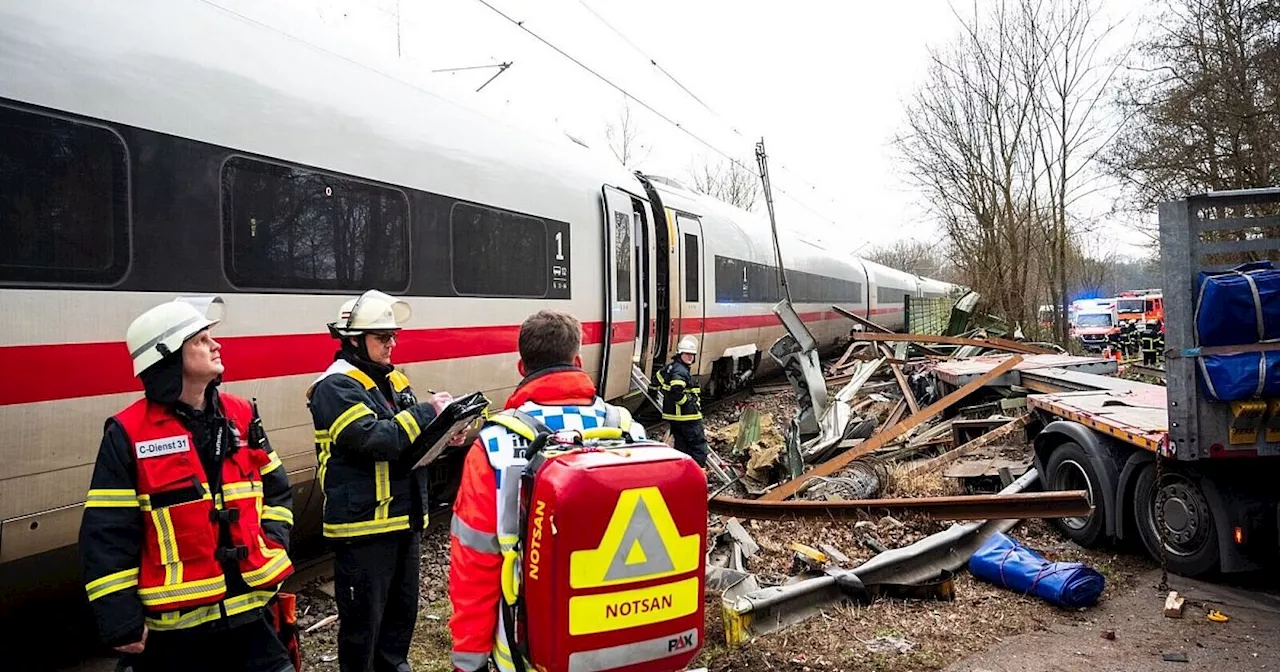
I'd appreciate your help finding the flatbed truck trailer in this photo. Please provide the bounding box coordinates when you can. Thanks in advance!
[1029,188,1280,577]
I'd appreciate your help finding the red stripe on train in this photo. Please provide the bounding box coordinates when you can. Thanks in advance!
[0,308,890,406]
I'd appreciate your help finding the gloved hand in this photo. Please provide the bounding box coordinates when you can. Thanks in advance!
[427,391,454,414]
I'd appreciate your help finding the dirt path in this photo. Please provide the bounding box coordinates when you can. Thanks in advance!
[942,570,1280,672]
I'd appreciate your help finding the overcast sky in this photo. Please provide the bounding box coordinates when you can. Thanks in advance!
[213,0,1155,261]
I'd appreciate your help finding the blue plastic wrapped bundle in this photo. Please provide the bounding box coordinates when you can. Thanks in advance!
[1198,351,1280,402]
[1195,261,1280,347]
[968,533,1105,608]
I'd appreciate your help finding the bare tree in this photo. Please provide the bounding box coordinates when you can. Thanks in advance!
[865,239,955,280]
[604,98,650,169]
[1109,0,1280,213]
[687,156,760,211]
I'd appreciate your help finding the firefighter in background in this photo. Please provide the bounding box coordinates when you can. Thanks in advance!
[656,335,708,467]
[79,297,296,672]
[447,310,646,672]
[306,289,453,672]
[1141,326,1160,366]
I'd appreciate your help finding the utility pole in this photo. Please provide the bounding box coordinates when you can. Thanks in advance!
[755,138,791,302]
[431,62,514,92]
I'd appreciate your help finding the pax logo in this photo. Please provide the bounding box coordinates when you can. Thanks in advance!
[135,435,191,459]
[667,632,695,652]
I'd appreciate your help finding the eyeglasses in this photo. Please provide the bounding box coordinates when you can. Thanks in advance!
[370,332,398,345]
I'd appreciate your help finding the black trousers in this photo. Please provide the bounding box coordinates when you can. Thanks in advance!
[670,420,708,467]
[334,530,420,672]
[131,611,293,672]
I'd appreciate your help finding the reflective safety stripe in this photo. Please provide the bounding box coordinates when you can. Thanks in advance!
[487,414,536,440]
[452,650,491,672]
[388,370,411,392]
[85,489,139,508]
[493,634,518,672]
[85,567,139,601]
[394,409,421,442]
[451,514,500,554]
[315,430,332,493]
[330,403,375,442]
[323,515,411,538]
[259,451,283,475]
[375,461,391,520]
[342,368,378,391]
[661,412,703,421]
[241,541,292,587]
[217,480,263,505]
[145,589,275,631]
[261,505,293,525]
[137,574,227,607]
[152,508,183,586]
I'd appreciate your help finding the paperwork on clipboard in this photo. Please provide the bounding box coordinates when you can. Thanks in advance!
[398,391,491,471]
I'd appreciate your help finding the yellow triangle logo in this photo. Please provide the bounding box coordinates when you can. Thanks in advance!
[625,539,647,565]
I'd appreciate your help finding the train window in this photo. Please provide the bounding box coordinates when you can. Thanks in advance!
[614,211,631,302]
[684,233,699,302]
[877,286,910,305]
[222,157,409,291]
[0,106,129,284]
[714,254,861,304]
[451,202,548,297]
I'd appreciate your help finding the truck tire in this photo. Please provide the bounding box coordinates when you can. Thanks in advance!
[1133,463,1220,577]
[1045,442,1107,546]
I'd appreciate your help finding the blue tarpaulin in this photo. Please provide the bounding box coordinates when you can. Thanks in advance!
[968,533,1105,608]
[1196,261,1280,347]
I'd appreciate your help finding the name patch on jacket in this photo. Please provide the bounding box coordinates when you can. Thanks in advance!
[135,435,191,459]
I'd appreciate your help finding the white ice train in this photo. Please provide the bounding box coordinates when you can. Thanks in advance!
[0,0,961,614]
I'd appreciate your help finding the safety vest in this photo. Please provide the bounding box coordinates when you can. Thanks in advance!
[477,399,641,672]
[656,360,702,422]
[310,360,427,538]
[113,395,294,615]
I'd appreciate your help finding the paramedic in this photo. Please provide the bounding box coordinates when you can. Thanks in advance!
[447,310,645,672]
[656,335,709,467]
[79,297,296,672]
[306,289,453,672]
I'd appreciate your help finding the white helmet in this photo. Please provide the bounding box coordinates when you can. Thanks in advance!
[328,289,411,338]
[677,335,698,356]
[126,296,224,376]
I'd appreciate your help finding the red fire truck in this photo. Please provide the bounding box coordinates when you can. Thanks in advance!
[1030,189,1280,577]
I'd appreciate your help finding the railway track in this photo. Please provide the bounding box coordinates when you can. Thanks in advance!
[1127,363,1166,381]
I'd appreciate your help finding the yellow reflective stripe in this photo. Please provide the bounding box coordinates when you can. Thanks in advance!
[259,451,283,475]
[342,368,378,390]
[137,574,226,605]
[375,461,391,520]
[217,481,263,505]
[151,509,183,585]
[617,408,634,432]
[488,414,536,440]
[144,589,276,631]
[86,567,139,601]
[666,378,687,389]
[581,427,624,441]
[242,542,292,587]
[394,409,421,442]
[330,403,375,442]
[662,412,703,421]
[388,370,411,392]
[261,505,293,525]
[323,515,411,538]
[315,430,332,493]
[85,489,139,508]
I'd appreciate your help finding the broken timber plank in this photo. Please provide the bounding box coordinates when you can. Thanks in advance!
[831,305,947,356]
[908,415,1032,476]
[849,332,1053,355]
[762,355,1025,501]
[880,344,920,414]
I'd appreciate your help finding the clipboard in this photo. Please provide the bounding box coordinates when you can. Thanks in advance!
[397,391,491,471]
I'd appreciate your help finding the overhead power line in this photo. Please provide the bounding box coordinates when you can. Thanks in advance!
[470,0,847,232]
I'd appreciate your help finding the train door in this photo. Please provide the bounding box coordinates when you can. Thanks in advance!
[599,186,638,400]
[675,212,706,372]
[633,195,658,378]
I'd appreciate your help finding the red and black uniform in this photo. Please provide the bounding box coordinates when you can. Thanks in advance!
[79,385,295,672]
[307,350,439,672]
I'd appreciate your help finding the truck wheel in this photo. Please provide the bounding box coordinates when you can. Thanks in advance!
[1133,463,1219,577]
[1045,442,1106,546]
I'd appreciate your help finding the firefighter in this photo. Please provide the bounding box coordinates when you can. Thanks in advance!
[656,335,708,467]
[306,289,453,672]
[79,297,296,672]
[1141,327,1159,366]
[447,310,646,672]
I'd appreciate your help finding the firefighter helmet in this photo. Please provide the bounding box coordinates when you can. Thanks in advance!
[677,335,698,355]
[126,296,224,376]
[328,289,411,338]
